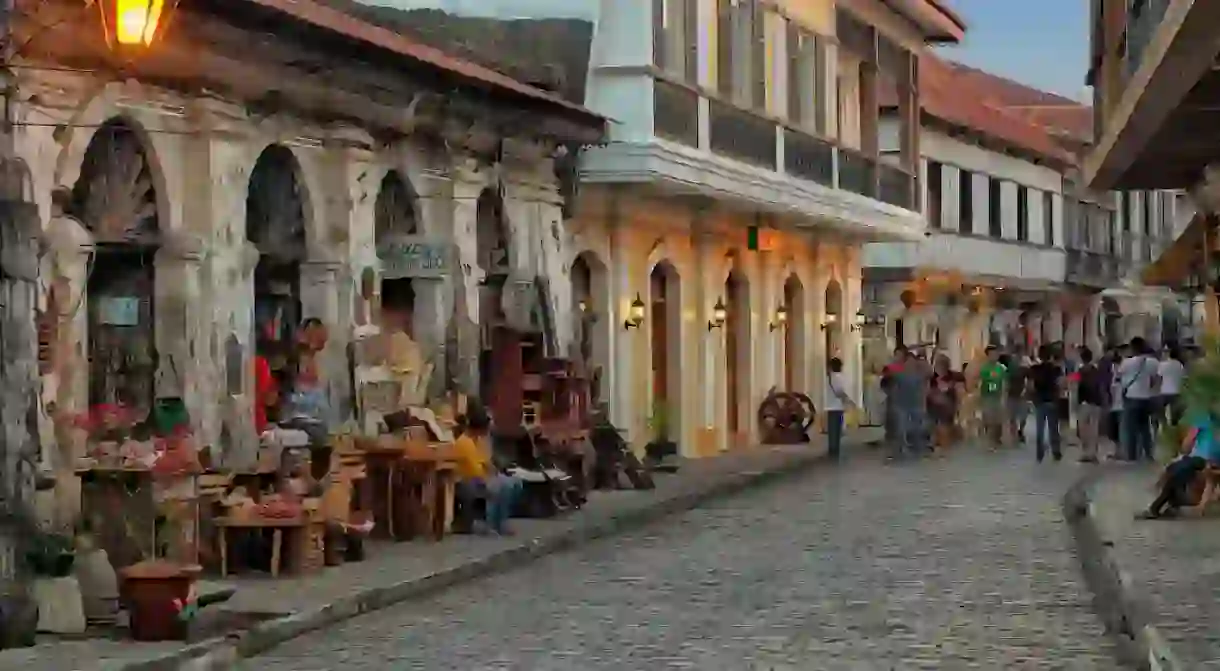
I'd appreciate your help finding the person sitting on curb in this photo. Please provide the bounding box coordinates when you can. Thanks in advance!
[1138,408,1220,520]
[453,404,524,535]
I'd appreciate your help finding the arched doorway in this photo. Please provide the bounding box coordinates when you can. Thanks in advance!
[375,170,419,338]
[824,279,843,358]
[650,261,682,437]
[571,252,610,401]
[725,270,751,443]
[782,274,806,391]
[247,145,308,397]
[69,118,160,419]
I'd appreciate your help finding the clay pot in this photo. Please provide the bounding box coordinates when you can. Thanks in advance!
[118,561,201,642]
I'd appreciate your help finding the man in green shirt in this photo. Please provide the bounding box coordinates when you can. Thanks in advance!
[978,345,1007,446]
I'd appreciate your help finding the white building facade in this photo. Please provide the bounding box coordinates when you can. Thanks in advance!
[356,0,967,453]
[864,60,1183,384]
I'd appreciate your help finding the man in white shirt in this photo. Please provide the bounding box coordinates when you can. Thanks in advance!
[1118,337,1160,461]
[824,357,854,460]
[1157,346,1187,430]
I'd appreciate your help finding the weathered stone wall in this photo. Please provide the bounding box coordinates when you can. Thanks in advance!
[16,70,568,525]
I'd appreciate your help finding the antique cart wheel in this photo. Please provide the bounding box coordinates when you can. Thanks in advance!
[757,391,816,444]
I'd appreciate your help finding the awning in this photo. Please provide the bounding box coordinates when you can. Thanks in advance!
[1142,213,1210,286]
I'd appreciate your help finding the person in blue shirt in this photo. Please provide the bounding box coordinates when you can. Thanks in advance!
[1139,410,1220,519]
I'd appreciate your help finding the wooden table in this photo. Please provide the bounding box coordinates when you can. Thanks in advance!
[401,458,457,541]
[214,516,309,578]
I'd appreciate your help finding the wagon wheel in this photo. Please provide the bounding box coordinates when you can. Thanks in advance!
[758,390,815,441]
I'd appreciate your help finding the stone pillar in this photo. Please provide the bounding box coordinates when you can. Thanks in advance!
[690,218,713,456]
[153,231,205,431]
[447,161,484,396]
[607,195,635,439]
[300,258,345,422]
[808,257,828,414]
[843,262,864,405]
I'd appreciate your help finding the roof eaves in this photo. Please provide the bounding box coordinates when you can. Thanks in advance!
[240,0,607,133]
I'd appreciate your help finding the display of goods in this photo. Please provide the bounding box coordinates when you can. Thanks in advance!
[256,499,302,519]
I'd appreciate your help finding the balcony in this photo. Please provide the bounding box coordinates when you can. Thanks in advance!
[594,74,921,239]
[1065,249,1122,289]
[864,232,1067,288]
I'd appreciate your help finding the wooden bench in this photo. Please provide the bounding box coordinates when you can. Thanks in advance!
[215,516,323,578]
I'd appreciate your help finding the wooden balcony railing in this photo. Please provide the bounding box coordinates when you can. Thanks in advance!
[653,79,699,148]
[708,98,777,170]
[878,162,914,210]
[783,129,835,187]
[1066,249,1123,288]
[837,148,876,198]
[647,74,920,213]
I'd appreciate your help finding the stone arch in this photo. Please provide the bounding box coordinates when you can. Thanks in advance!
[648,260,683,446]
[782,273,807,392]
[247,144,309,355]
[571,250,611,402]
[67,117,164,418]
[375,169,421,338]
[51,89,178,234]
[824,278,843,358]
[725,268,752,445]
[243,139,326,257]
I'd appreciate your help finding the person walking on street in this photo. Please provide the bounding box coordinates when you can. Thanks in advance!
[1076,346,1106,463]
[977,346,1007,447]
[1030,344,1064,462]
[889,348,931,460]
[1157,345,1187,431]
[824,357,853,460]
[1119,337,1160,461]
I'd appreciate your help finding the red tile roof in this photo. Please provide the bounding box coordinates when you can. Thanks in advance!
[898,56,1083,166]
[242,0,606,129]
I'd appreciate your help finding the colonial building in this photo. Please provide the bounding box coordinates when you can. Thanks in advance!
[865,57,1182,379]
[16,0,605,523]
[1084,0,1220,329]
[324,0,966,454]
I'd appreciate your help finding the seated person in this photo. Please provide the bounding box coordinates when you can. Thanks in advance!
[453,406,523,535]
[1139,409,1220,519]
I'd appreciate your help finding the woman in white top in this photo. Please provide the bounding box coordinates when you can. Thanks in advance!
[824,357,853,460]
[1157,346,1187,429]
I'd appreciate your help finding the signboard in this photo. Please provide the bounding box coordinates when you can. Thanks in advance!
[379,236,451,280]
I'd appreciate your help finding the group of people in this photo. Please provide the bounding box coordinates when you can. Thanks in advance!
[877,337,1192,464]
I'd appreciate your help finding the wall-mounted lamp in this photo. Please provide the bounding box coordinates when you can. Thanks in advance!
[708,297,728,331]
[820,312,839,331]
[770,304,789,332]
[623,293,646,330]
[850,310,867,332]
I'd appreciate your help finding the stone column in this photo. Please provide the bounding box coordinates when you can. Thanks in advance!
[607,193,635,439]
[446,161,484,396]
[690,217,713,456]
[153,230,205,430]
[843,263,864,405]
[808,255,828,414]
[300,257,345,422]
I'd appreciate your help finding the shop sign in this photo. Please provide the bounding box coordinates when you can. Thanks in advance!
[379,236,450,280]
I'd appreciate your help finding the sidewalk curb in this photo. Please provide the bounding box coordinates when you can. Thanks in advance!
[114,439,856,671]
[1063,471,1184,671]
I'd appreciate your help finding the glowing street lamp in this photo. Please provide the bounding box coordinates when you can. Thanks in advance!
[98,0,176,49]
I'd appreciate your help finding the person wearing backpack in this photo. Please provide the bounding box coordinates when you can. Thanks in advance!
[1076,346,1106,463]
[1118,337,1160,461]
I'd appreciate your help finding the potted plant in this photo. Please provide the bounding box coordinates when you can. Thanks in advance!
[644,401,679,472]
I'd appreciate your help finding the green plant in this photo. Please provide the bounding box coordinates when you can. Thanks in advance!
[646,401,671,443]
[25,530,75,578]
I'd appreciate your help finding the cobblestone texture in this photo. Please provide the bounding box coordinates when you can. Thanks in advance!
[1090,463,1220,669]
[246,448,1118,671]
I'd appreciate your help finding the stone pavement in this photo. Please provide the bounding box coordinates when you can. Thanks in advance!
[247,445,1117,670]
[2,431,875,671]
[1087,462,1220,670]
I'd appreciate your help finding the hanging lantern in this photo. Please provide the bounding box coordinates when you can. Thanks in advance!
[97,0,177,49]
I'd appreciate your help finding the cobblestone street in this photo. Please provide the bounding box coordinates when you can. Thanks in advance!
[242,446,1119,670]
